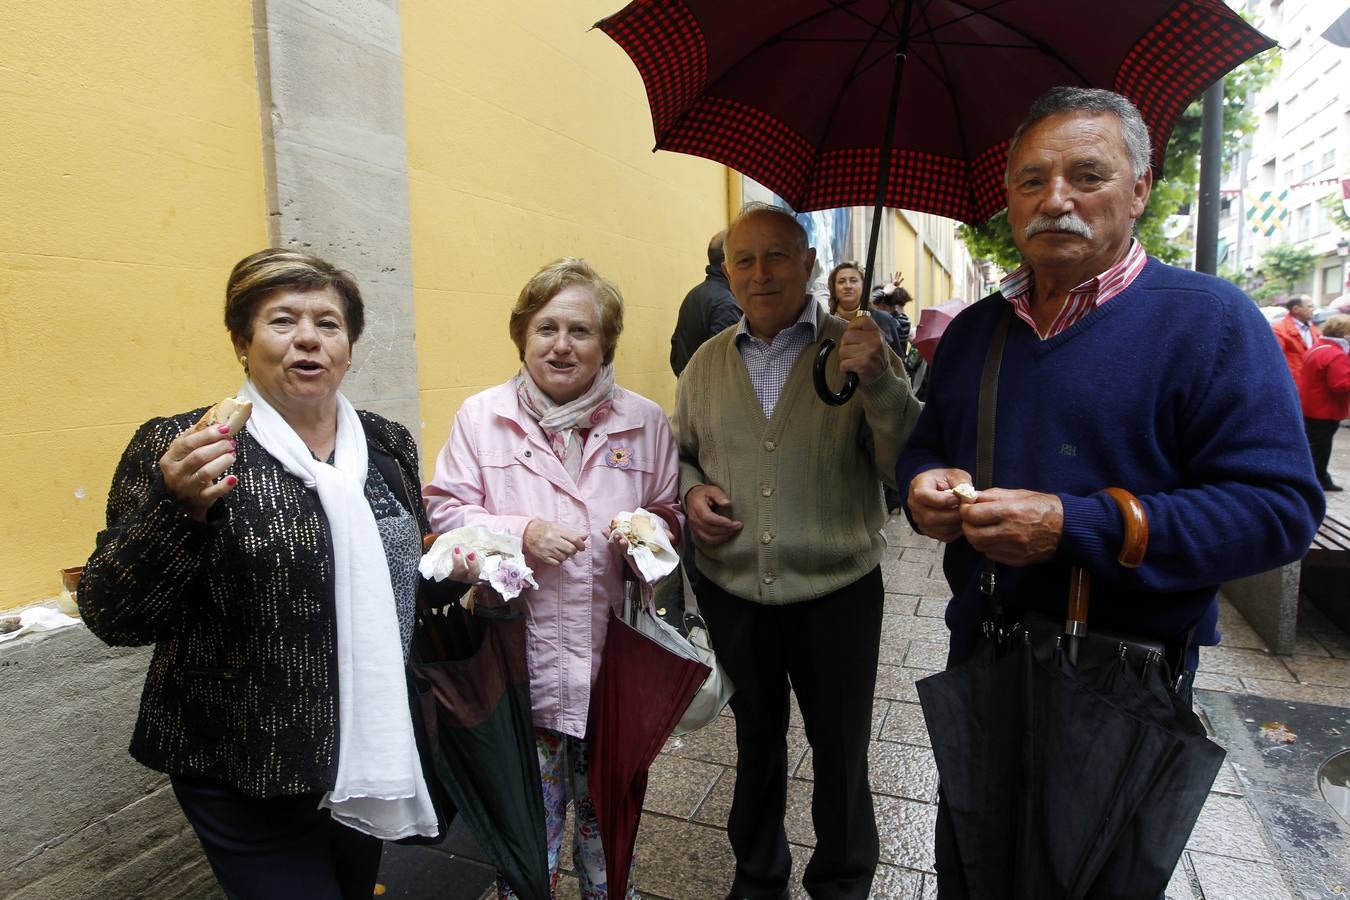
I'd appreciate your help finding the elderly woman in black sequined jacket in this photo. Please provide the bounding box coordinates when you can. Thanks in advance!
[79,249,440,900]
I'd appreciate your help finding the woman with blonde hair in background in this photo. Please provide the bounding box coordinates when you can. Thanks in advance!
[827,260,904,358]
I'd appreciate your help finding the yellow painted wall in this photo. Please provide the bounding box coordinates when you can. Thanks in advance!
[401,0,730,467]
[930,255,953,303]
[892,212,923,312]
[0,3,267,611]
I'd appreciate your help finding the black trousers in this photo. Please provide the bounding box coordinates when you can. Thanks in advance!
[1305,417,1341,487]
[697,569,884,900]
[171,774,383,900]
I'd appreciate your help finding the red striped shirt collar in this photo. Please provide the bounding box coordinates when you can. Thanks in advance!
[999,240,1148,339]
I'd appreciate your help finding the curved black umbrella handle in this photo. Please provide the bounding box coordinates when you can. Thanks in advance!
[813,340,858,406]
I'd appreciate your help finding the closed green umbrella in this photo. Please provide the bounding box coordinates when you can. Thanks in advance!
[411,574,551,900]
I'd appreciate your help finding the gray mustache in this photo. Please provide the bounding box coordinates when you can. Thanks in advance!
[1024,214,1093,240]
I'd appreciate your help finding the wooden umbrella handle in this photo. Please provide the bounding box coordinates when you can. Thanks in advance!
[1102,487,1149,569]
[423,532,439,553]
[1065,488,1149,646]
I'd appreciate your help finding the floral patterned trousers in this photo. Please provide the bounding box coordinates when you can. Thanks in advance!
[496,728,638,900]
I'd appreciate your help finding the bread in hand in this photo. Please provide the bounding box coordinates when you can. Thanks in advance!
[194,397,253,434]
[949,482,978,503]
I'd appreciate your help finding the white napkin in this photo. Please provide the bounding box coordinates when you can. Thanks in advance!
[0,607,81,643]
[610,509,679,584]
[420,526,539,600]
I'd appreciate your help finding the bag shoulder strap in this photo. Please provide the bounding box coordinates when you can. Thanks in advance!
[976,306,1013,492]
[977,306,1013,610]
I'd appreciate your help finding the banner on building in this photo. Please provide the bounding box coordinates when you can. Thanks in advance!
[1244,190,1289,236]
[1342,178,1350,219]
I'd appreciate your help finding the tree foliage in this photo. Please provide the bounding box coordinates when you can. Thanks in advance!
[1255,243,1318,300]
[956,43,1279,276]
[1320,192,1350,233]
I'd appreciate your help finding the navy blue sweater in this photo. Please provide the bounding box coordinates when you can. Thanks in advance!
[897,259,1324,663]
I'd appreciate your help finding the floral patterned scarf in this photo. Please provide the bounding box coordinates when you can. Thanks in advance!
[514,364,616,481]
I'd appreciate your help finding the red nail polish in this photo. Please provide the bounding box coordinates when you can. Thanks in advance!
[453,546,462,555]
[218,424,230,434]
[229,440,237,450]
[226,475,237,486]
[466,552,477,562]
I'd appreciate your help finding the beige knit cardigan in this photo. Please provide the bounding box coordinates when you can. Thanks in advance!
[674,305,922,605]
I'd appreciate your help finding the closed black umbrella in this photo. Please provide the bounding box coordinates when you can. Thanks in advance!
[915,489,1225,899]
[918,629,1223,898]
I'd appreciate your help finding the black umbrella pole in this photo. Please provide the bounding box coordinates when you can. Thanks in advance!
[814,24,910,406]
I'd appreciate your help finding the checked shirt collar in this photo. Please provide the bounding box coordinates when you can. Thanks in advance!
[1000,239,1147,339]
[735,295,819,417]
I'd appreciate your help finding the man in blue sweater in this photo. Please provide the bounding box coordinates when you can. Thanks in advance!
[896,87,1324,892]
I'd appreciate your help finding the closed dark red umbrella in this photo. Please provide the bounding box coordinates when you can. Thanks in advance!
[588,599,711,899]
[913,298,968,364]
[596,0,1273,403]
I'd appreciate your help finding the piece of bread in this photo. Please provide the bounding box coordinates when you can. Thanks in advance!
[950,482,978,503]
[629,512,658,544]
[609,512,659,546]
[194,397,253,434]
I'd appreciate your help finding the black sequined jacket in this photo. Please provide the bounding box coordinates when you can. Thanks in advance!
[79,408,430,798]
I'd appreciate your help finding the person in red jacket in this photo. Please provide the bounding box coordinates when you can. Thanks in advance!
[1300,314,1350,492]
[1274,295,1322,389]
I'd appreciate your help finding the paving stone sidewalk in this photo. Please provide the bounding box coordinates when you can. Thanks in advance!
[382,426,1350,899]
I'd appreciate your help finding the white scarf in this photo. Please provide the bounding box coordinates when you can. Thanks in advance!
[238,381,437,840]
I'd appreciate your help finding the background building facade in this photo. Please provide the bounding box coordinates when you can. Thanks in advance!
[1219,0,1350,302]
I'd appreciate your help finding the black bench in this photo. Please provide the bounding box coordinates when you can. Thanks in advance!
[1302,513,1350,634]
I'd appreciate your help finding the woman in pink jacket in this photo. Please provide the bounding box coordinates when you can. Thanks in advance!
[1300,314,1350,492]
[423,258,682,898]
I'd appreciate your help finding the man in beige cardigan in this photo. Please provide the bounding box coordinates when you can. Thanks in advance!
[674,203,922,900]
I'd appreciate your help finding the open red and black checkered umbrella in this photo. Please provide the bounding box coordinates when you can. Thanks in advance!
[597,0,1273,402]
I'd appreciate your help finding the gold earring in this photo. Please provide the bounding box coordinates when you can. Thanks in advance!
[347,359,353,368]
[239,355,248,373]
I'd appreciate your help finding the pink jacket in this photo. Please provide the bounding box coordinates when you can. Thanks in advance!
[423,381,682,737]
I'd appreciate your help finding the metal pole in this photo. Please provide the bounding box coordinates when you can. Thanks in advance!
[1196,79,1224,275]
[814,0,913,405]
[859,39,909,310]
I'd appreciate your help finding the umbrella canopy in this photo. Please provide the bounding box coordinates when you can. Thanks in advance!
[588,602,711,899]
[913,298,968,364]
[596,0,1272,226]
[411,575,552,900]
[598,0,1273,403]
